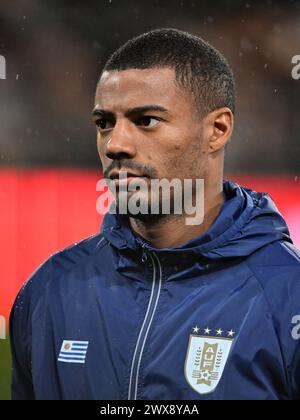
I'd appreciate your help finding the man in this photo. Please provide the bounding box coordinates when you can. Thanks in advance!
[10,28,300,400]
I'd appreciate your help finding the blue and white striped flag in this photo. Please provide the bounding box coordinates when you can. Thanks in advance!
[58,340,89,364]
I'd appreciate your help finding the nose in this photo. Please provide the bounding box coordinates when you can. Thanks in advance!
[105,120,137,160]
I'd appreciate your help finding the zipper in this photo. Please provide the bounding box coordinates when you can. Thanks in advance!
[127,249,163,400]
[141,243,148,263]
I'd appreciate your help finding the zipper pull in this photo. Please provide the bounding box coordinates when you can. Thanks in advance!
[141,243,148,263]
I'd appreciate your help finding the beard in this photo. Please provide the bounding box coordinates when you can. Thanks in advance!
[114,185,186,223]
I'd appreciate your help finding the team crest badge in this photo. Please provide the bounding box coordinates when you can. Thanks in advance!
[184,326,235,395]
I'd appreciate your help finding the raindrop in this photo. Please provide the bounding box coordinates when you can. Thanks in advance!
[240,37,254,52]
[93,41,101,50]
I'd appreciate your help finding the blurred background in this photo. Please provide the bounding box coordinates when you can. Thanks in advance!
[0,0,299,400]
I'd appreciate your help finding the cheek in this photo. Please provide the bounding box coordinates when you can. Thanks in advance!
[96,134,101,153]
[97,137,109,169]
[173,138,207,176]
[97,135,106,158]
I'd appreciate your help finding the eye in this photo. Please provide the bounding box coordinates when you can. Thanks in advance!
[137,116,160,128]
[95,118,114,131]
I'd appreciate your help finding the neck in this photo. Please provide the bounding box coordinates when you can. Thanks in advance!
[129,179,225,249]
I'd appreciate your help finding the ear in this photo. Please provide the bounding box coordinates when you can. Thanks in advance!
[206,108,234,154]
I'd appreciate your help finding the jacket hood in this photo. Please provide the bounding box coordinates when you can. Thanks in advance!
[101,180,292,269]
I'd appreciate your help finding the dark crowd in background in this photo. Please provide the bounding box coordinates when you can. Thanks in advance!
[0,0,300,174]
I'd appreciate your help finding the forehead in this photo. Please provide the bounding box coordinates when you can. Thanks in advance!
[95,68,186,111]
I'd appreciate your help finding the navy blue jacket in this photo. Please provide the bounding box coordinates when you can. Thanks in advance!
[10,180,300,400]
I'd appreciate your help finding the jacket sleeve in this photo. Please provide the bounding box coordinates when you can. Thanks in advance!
[9,282,35,400]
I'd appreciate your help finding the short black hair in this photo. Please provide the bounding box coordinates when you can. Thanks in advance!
[101,28,236,116]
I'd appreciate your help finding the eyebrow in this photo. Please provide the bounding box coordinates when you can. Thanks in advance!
[92,105,170,119]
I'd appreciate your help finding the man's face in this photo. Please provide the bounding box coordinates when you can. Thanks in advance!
[93,67,209,218]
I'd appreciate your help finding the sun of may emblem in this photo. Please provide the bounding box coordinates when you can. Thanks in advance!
[184,326,235,395]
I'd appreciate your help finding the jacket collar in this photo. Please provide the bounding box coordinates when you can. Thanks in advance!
[101,179,291,280]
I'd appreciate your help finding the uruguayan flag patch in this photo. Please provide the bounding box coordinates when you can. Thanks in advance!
[58,340,89,364]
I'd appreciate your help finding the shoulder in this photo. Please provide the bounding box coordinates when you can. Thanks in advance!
[246,240,300,286]
[245,241,300,344]
[11,233,107,313]
[45,232,107,275]
[245,241,300,302]
[10,233,108,361]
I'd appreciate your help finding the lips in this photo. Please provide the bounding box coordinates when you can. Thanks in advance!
[107,171,149,189]
[108,171,145,180]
